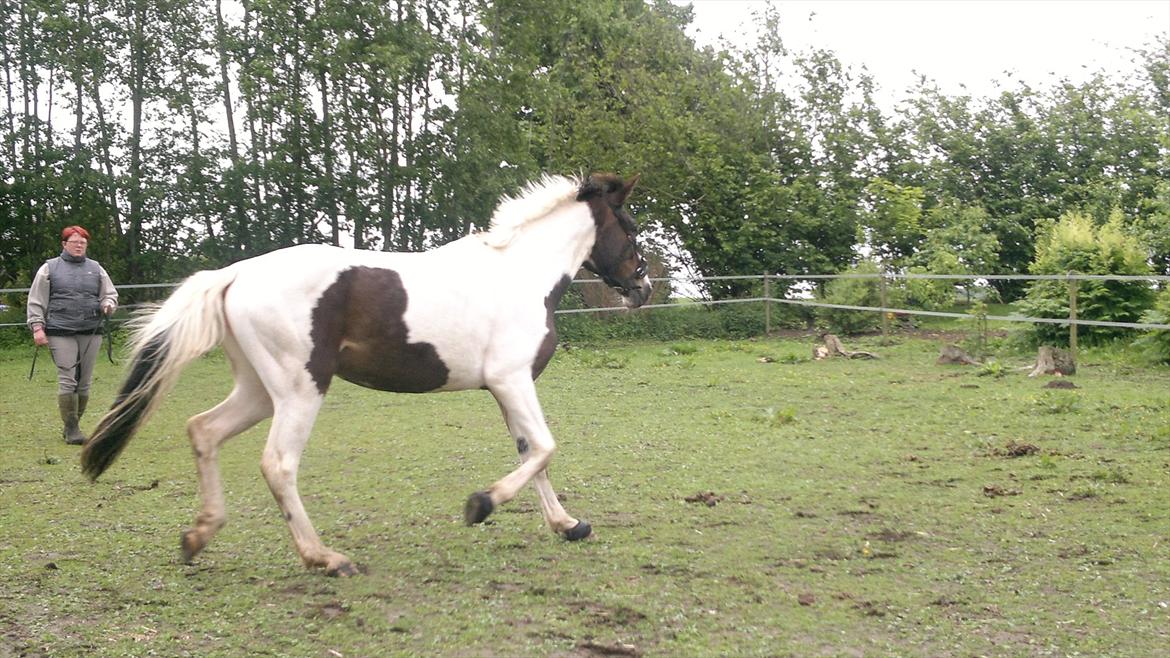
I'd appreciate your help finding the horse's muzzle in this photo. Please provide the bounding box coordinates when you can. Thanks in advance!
[621,277,653,308]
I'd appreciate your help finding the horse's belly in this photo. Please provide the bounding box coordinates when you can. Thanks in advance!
[333,336,486,392]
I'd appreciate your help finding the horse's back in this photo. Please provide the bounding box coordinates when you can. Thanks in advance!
[222,243,505,395]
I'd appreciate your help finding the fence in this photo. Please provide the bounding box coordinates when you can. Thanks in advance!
[5,272,1170,347]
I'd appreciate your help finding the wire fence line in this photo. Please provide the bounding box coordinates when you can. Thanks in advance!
[3,272,1169,331]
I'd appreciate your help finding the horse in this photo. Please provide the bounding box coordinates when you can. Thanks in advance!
[80,173,650,577]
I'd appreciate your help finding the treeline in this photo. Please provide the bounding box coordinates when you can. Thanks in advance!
[1,0,1167,300]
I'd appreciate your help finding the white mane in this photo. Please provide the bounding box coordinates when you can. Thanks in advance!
[481,174,581,248]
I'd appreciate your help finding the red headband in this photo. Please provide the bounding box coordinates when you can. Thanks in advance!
[62,226,90,241]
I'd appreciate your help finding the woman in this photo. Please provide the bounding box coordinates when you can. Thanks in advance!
[26,226,119,445]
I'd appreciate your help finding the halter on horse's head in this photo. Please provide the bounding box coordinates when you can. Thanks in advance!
[577,174,652,308]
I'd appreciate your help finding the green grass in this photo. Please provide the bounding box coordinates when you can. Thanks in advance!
[1,337,1168,657]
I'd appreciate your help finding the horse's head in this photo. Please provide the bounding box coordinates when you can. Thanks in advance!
[577,174,653,308]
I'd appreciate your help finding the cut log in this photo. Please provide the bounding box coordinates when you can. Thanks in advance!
[936,344,981,366]
[818,334,879,360]
[1028,346,1076,377]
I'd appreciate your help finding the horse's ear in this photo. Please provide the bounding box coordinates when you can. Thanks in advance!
[607,174,640,206]
[620,174,640,202]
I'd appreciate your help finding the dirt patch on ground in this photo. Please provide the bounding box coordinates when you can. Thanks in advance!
[683,491,723,507]
[866,528,919,543]
[574,640,641,657]
[992,441,1041,457]
[983,484,1022,497]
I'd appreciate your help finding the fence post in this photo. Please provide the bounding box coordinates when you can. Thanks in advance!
[1068,273,1079,364]
[763,273,772,336]
[879,268,890,344]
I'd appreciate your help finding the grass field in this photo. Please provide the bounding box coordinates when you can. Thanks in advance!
[1,335,1167,657]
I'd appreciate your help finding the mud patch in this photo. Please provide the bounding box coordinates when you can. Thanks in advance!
[576,640,641,657]
[983,484,1021,497]
[992,441,1041,457]
[307,601,347,620]
[866,528,918,543]
[683,491,723,507]
[567,600,646,628]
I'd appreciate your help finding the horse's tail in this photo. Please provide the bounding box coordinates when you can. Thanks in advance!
[81,266,239,481]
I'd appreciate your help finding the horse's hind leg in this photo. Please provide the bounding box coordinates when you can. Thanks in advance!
[468,375,590,540]
[182,339,273,563]
[260,394,357,577]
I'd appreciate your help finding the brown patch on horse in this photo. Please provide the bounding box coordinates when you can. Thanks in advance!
[533,274,572,379]
[307,266,449,393]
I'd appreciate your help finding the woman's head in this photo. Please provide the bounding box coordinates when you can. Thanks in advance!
[61,226,90,258]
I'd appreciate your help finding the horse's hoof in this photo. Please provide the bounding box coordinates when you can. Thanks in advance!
[563,520,592,541]
[326,561,361,577]
[180,530,202,564]
[464,491,494,525]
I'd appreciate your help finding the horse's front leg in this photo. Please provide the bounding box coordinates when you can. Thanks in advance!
[260,396,359,576]
[466,376,591,540]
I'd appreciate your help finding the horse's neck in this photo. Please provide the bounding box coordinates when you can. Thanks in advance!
[497,203,596,282]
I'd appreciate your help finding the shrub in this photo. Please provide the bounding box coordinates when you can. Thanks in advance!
[816,260,905,335]
[1133,286,1170,364]
[1017,211,1154,346]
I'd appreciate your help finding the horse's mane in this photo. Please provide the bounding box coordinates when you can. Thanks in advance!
[481,174,582,248]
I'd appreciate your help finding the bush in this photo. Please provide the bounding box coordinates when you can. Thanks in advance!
[816,260,904,335]
[1017,211,1154,346]
[1133,287,1170,364]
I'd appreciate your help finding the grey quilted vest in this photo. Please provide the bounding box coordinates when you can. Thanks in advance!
[44,253,104,335]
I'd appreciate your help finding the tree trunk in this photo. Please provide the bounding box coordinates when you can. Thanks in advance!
[91,76,121,237]
[125,0,148,281]
[816,335,879,360]
[937,344,981,366]
[71,0,86,150]
[1029,346,1076,377]
[315,0,339,246]
[214,0,248,254]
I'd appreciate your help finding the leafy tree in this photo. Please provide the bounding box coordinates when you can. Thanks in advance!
[861,178,923,264]
[1018,210,1154,345]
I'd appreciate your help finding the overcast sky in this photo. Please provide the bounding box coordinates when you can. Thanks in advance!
[679,0,1169,109]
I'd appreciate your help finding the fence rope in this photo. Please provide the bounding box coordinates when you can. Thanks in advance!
[4,273,1169,330]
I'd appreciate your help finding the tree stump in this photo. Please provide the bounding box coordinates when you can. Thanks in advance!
[936,344,981,366]
[816,334,879,360]
[1028,346,1076,377]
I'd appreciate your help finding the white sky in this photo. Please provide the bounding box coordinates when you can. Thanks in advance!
[680,0,1170,110]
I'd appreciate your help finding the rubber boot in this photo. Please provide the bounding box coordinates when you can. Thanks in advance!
[58,393,86,445]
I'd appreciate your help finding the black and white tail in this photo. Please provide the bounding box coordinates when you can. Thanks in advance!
[81,267,238,481]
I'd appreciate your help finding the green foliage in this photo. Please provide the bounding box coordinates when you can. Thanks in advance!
[1017,211,1154,345]
[1132,286,1170,364]
[555,298,785,343]
[861,178,924,263]
[2,0,1169,302]
[976,360,1006,378]
[916,200,1001,277]
[1035,390,1081,415]
[816,260,903,335]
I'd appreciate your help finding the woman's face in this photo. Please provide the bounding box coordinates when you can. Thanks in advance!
[63,234,88,258]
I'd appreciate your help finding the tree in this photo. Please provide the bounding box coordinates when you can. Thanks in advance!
[1018,210,1154,346]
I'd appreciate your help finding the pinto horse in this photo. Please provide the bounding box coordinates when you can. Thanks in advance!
[80,173,650,576]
